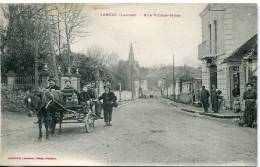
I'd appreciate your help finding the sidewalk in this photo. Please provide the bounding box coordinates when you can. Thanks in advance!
[164,98,242,119]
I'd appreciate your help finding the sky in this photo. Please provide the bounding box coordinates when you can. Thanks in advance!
[71,4,207,67]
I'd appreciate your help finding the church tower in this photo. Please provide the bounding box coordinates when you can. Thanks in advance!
[129,43,135,63]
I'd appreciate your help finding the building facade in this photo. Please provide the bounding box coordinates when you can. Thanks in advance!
[198,4,257,108]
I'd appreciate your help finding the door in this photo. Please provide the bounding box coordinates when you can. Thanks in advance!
[209,65,217,89]
[230,66,240,109]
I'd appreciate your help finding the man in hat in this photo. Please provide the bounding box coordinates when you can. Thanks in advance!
[79,84,92,103]
[45,78,60,134]
[90,81,103,118]
[46,78,60,91]
[79,83,102,119]
[200,86,210,113]
[98,85,117,126]
[242,83,257,127]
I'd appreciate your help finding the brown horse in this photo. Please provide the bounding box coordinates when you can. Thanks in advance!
[24,89,64,140]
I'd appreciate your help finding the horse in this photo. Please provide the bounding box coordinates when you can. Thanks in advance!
[24,89,64,140]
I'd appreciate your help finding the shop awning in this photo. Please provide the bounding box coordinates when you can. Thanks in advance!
[222,34,257,63]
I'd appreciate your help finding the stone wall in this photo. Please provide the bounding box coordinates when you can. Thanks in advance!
[1,85,28,112]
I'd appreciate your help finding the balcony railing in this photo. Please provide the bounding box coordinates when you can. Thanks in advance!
[198,40,217,60]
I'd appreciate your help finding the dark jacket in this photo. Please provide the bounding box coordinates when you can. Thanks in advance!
[200,89,210,104]
[232,88,240,97]
[46,85,60,90]
[79,89,97,102]
[99,92,117,109]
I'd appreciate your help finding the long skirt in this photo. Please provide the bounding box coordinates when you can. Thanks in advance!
[243,100,256,126]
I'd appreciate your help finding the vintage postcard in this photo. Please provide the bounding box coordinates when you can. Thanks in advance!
[0,2,257,166]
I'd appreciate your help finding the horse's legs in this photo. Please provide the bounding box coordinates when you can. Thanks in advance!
[48,106,56,134]
[44,111,50,140]
[50,114,56,134]
[38,113,43,140]
[59,111,63,134]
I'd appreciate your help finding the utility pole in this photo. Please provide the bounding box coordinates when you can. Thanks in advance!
[172,54,175,101]
[130,63,134,99]
[165,66,168,98]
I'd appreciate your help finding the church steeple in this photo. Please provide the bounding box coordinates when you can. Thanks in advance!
[129,43,134,63]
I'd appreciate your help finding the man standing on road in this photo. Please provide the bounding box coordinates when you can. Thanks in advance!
[98,86,117,126]
[242,83,257,127]
[200,86,210,113]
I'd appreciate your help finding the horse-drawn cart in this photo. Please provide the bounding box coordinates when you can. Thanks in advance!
[25,88,100,140]
[50,88,97,133]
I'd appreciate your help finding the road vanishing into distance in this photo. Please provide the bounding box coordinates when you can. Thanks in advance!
[1,98,256,166]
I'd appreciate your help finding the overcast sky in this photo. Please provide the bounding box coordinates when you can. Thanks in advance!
[71,4,207,67]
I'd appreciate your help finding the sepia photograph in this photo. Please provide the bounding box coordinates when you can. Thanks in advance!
[0,2,258,166]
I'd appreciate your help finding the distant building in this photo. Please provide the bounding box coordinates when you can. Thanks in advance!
[198,4,257,109]
[174,77,202,104]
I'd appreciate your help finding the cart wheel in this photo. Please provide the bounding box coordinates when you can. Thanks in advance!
[84,112,95,133]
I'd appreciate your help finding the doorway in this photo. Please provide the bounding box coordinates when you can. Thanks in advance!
[230,66,240,109]
[209,64,217,89]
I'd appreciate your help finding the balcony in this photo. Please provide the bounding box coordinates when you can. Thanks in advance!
[198,40,217,60]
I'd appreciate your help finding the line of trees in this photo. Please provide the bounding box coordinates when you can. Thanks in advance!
[0,4,144,91]
[0,4,122,88]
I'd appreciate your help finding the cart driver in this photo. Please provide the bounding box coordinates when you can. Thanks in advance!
[46,77,60,91]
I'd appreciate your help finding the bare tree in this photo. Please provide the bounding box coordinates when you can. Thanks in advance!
[60,4,87,68]
[86,46,119,67]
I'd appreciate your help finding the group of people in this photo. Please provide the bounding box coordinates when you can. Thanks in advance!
[200,83,257,127]
[200,85,222,113]
[46,78,117,126]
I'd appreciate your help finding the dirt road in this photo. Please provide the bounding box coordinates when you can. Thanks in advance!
[0,98,256,166]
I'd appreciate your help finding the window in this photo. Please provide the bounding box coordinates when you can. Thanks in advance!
[209,24,212,53]
[214,20,217,54]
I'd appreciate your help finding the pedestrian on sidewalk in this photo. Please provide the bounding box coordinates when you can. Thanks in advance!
[242,83,257,127]
[211,84,218,113]
[98,86,117,126]
[200,86,210,113]
[232,84,241,112]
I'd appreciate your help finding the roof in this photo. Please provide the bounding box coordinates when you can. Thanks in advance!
[222,34,257,63]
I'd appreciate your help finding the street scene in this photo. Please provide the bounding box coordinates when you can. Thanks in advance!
[0,3,257,166]
[1,98,257,166]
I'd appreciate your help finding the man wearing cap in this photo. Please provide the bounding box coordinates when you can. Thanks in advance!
[200,86,210,113]
[98,86,117,126]
[90,82,103,119]
[79,83,102,119]
[79,84,92,103]
[45,78,60,134]
[46,78,60,91]
[242,83,257,127]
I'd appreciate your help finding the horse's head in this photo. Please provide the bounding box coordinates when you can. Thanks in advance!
[24,93,41,117]
[25,95,33,117]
